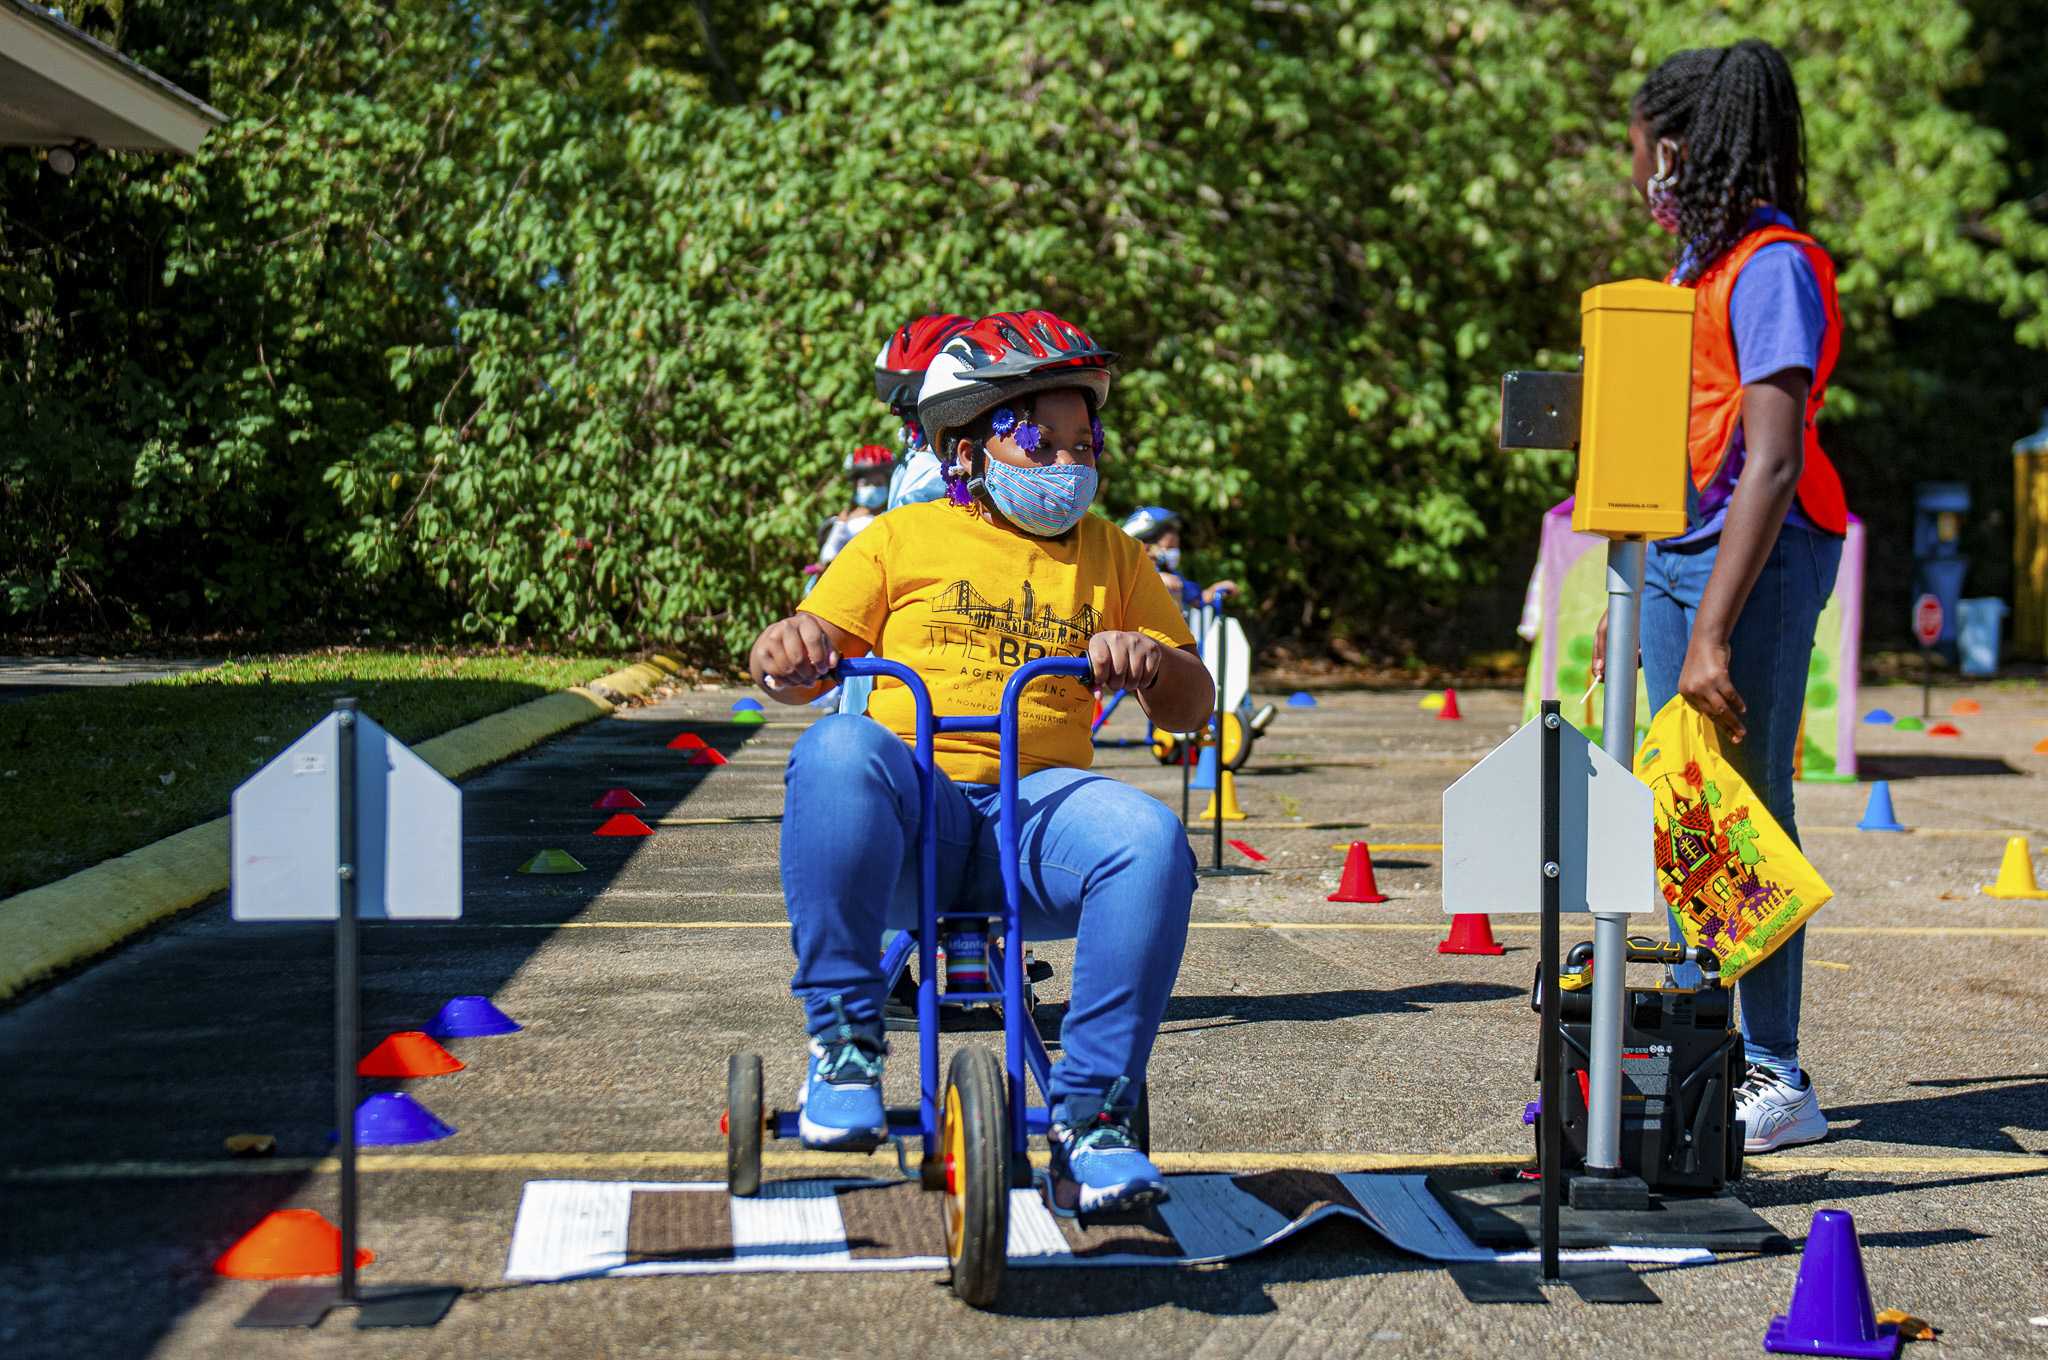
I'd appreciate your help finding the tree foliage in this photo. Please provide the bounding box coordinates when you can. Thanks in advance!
[4,0,2043,659]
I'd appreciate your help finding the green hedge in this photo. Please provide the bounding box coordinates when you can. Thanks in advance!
[4,1,2043,661]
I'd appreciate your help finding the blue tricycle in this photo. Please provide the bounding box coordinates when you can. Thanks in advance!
[724,655,1147,1308]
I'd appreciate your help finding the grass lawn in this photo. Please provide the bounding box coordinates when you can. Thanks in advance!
[0,649,620,898]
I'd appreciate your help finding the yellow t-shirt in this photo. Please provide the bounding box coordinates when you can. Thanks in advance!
[800,501,1195,785]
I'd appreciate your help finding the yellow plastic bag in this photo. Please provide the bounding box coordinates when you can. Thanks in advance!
[1634,696,1832,981]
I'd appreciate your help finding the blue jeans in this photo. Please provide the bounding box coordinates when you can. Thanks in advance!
[1641,523,1842,1082]
[780,715,1196,1107]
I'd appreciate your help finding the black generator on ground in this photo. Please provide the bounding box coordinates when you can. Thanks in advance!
[1534,939,1746,1193]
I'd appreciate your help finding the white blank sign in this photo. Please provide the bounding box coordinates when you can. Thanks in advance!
[231,710,461,921]
[1442,715,1651,916]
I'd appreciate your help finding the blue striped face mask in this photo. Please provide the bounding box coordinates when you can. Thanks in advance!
[978,456,1098,537]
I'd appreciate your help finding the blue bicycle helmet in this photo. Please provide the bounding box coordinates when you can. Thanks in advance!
[1120,506,1179,543]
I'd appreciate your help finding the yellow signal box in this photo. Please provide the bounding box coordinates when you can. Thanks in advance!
[1570,279,1694,541]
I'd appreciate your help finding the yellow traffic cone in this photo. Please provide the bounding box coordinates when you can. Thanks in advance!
[1197,769,1248,822]
[1981,836,2048,900]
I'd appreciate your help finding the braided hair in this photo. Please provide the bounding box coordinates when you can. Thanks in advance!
[1634,39,1807,282]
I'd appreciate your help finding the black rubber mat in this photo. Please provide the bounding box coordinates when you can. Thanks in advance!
[1428,1173,1791,1253]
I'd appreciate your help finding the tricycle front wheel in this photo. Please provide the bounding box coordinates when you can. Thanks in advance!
[939,1046,1009,1308]
[725,1052,764,1197]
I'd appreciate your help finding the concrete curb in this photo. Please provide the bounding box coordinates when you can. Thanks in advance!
[0,654,682,1003]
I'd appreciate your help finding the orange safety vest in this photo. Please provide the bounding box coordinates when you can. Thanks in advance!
[1676,225,1849,535]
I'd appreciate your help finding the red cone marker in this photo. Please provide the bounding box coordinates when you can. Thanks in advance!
[1438,913,1504,955]
[1328,842,1389,903]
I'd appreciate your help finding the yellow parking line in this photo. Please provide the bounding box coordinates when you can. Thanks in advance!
[657,815,784,826]
[9,1149,2040,1182]
[445,920,2048,939]
[1330,843,1442,852]
[1806,825,2031,838]
[649,816,2031,837]
[1222,821,2028,838]
[1748,1152,2048,1174]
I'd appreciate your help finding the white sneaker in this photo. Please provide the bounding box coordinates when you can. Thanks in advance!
[1737,1067,1828,1153]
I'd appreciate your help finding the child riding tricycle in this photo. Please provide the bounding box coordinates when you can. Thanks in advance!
[737,310,1212,1305]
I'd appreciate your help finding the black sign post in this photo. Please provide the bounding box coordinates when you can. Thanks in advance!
[235,699,460,1331]
[1538,701,1563,1281]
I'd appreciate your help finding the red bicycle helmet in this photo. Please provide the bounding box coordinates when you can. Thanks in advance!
[874,313,974,415]
[843,443,893,472]
[915,309,1116,447]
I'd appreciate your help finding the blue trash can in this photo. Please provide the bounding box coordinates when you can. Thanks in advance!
[1957,598,2007,677]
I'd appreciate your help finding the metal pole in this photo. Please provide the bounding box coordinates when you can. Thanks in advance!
[1539,702,1563,1281]
[1587,539,1643,1174]
[1180,727,1192,826]
[333,698,359,1303]
[1213,600,1227,871]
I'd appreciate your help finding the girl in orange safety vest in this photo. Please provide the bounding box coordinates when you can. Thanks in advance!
[1595,38,1844,1156]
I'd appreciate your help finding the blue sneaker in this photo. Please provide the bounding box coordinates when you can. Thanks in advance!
[797,997,888,1151]
[1046,1079,1167,1216]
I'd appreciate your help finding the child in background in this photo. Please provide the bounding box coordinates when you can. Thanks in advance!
[748,309,1212,1215]
[874,313,975,510]
[816,444,895,567]
[1119,506,1237,609]
[834,315,976,723]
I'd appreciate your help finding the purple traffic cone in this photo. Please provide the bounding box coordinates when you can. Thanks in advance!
[428,995,522,1037]
[1763,1209,1900,1359]
[353,1092,456,1146]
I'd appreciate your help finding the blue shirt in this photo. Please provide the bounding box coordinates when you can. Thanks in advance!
[1668,206,1828,545]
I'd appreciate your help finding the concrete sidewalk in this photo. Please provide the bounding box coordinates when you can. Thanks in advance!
[1,684,2044,1357]
[0,654,210,702]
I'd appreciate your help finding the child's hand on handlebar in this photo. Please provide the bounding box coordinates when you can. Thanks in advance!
[1088,630,1168,693]
[752,614,842,692]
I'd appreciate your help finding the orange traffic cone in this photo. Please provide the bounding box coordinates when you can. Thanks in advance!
[214,1209,374,1279]
[595,813,654,837]
[1952,698,1982,716]
[2036,736,2048,756]
[358,1031,464,1077]
[1437,688,1463,721]
[667,732,708,751]
[1438,913,1504,955]
[1328,842,1389,903]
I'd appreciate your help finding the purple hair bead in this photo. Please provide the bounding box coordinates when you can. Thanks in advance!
[1090,414,1104,453]
[1014,422,1041,454]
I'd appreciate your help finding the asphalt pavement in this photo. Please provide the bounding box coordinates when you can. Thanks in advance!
[2,682,2044,1358]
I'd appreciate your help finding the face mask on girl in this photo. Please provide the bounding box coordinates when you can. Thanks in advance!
[980,457,1098,537]
[1151,546,1182,573]
[1647,141,1682,234]
[853,482,888,510]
